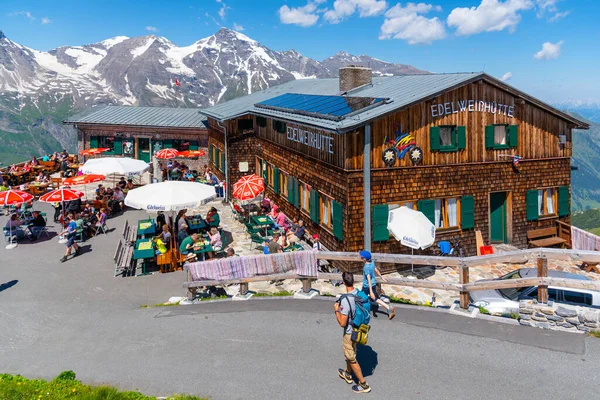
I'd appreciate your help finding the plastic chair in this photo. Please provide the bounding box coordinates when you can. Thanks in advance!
[437,241,452,255]
[96,222,108,235]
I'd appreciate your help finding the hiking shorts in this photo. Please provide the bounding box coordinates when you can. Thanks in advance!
[342,334,357,363]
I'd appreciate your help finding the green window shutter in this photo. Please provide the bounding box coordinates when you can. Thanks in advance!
[526,190,539,221]
[485,126,495,149]
[372,204,390,242]
[113,137,123,155]
[262,165,268,181]
[221,153,225,172]
[294,178,300,208]
[461,196,474,229]
[163,139,173,149]
[287,175,294,205]
[558,186,570,217]
[90,136,99,148]
[457,126,466,150]
[508,125,518,148]
[310,189,319,223]
[273,168,280,194]
[209,144,213,162]
[418,199,436,225]
[332,200,343,240]
[189,141,199,150]
[429,126,440,152]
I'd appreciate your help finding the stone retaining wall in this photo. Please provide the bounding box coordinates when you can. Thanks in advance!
[519,300,600,333]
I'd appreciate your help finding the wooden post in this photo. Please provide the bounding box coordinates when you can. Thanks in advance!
[301,278,312,294]
[187,269,197,300]
[240,283,249,296]
[537,256,548,304]
[459,265,469,309]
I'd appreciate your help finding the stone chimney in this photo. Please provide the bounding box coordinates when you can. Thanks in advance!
[339,65,372,92]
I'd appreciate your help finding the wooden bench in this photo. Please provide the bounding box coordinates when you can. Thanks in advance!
[113,239,135,277]
[527,227,567,248]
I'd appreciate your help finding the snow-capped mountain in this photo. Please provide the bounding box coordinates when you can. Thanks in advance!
[0,27,426,163]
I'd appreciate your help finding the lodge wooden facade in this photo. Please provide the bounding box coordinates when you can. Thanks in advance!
[205,71,587,265]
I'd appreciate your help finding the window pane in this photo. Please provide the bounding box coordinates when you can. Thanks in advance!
[563,290,592,306]
[440,127,453,146]
[538,190,544,215]
[100,137,115,152]
[434,199,443,228]
[447,198,458,227]
[546,188,555,214]
[402,202,415,209]
[494,125,507,145]
[322,198,330,226]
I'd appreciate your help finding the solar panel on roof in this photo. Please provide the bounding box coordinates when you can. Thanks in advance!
[254,93,387,121]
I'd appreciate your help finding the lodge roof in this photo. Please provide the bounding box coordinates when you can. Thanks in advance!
[201,72,589,132]
[64,105,208,129]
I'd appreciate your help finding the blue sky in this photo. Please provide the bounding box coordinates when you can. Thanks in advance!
[1,0,598,103]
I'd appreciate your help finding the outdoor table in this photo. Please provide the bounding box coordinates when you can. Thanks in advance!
[250,215,274,235]
[284,243,304,252]
[137,219,156,237]
[188,216,208,232]
[192,237,213,261]
[242,203,261,215]
[133,238,155,260]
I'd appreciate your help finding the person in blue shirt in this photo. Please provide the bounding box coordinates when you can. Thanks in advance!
[60,214,80,262]
[360,250,395,320]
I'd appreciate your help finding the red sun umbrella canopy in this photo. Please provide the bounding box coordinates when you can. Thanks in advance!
[80,148,110,156]
[155,148,180,159]
[232,174,264,201]
[178,150,206,158]
[62,174,105,186]
[0,190,34,206]
[39,188,84,203]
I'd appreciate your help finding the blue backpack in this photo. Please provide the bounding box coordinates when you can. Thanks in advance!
[342,291,371,328]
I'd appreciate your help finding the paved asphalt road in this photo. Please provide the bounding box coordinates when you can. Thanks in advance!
[1,204,600,399]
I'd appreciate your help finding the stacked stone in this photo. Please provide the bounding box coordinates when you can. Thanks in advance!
[519,299,600,333]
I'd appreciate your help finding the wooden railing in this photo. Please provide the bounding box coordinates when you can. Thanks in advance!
[183,248,600,309]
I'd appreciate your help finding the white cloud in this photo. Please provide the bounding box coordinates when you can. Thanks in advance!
[535,0,569,21]
[233,22,244,31]
[278,1,322,27]
[500,71,513,81]
[547,10,569,22]
[41,17,51,24]
[323,0,388,24]
[447,0,533,36]
[145,26,158,32]
[8,11,35,21]
[217,0,230,20]
[533,40,563,60]
[379,3,446,45]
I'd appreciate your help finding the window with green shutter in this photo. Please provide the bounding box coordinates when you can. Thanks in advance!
[288,176,299,208]
[508,125,518,148]
[430,126,440,152]
[372,204,390,242]
[90,136,99,149]
[485,125,495,149]
[310,189,319,223]
[526,190,539,221]
[486,125,517,150]
[430,126,464,152]
[558,186,569,217]
[189,141,199,150]
[113,137,123,155]
[332,200,343,240]
[273,168,280,194]
[460,195,474,229]
[418,199,436,225]
[457,126,466,150]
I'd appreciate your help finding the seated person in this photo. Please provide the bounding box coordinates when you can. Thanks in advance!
[268,233,283,254]
[273,207,287,230]
[261,197,271,214]
[9,164,18,173]
[287,219,305,244]
[177,223,189,245]
[65,197,82,215]
[42,154,50,162]
[81,202,95,218]
[204,169,211,182]
[21,162,31,173]
[60,149,69,161]
[117,177,127,189]
[226,247,237,257]
[155,237,168,255]
[90,208,107,235]
[207,227,223,251]
[35,172,45,182]
[125,178,135,192]
[31,156,39,166]
[179,232,199,255]
[278,232,291,250]
[209,172,219,186]
[184,169,194,181]
[4,214,24,239]
[28,211,46,240]
[156,211,166,232]
[206,207,220,227]
[155,224,172,249]
[95,184,106,200]
[112,187,125,213]
[177,210,188,232]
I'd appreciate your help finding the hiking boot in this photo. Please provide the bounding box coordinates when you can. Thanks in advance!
[338,369,353,384]
[60,256,68,263]
[352,381,371,394]
[388,307,395,320]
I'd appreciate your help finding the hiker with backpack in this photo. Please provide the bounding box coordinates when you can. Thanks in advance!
[360,250,395,320]
[334,272,372,394]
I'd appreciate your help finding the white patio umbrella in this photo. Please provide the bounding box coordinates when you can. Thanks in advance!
[80,157,150,177]
[124,181,216,212]
[387,207,436,275]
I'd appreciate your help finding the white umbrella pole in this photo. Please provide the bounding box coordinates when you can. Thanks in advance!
[411,248,414,275]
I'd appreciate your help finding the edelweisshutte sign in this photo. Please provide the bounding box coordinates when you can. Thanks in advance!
[431,100,515,118]
[286,126,335,155]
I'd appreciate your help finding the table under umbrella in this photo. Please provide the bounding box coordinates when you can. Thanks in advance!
[39,188,85,228]
[0,190,34,249]
[387,207,436,276]
[232,174,264,201]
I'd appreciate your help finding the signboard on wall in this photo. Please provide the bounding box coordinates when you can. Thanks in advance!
[286,125,335,155]
[431,100,515,118]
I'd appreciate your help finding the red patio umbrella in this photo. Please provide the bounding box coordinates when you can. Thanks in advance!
[232,174,264,201]
[178,150,206,158]
[155,148,180,159]
[63,174,105,186]
[39,188,84,203]
[80,148,110,156]
[0,190,34,206]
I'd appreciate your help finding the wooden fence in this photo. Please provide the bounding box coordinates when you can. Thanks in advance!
[184,248,600,308]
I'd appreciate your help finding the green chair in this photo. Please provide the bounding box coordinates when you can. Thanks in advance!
[249,233,265,250]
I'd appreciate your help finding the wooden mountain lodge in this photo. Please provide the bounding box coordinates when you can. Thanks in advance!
[201,66,589,256]
[64,106,208,163]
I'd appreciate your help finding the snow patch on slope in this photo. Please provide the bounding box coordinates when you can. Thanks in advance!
[101,36,129,49]
[64,48,104,74]
[131,37,155,59]
[161,43,198,77]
